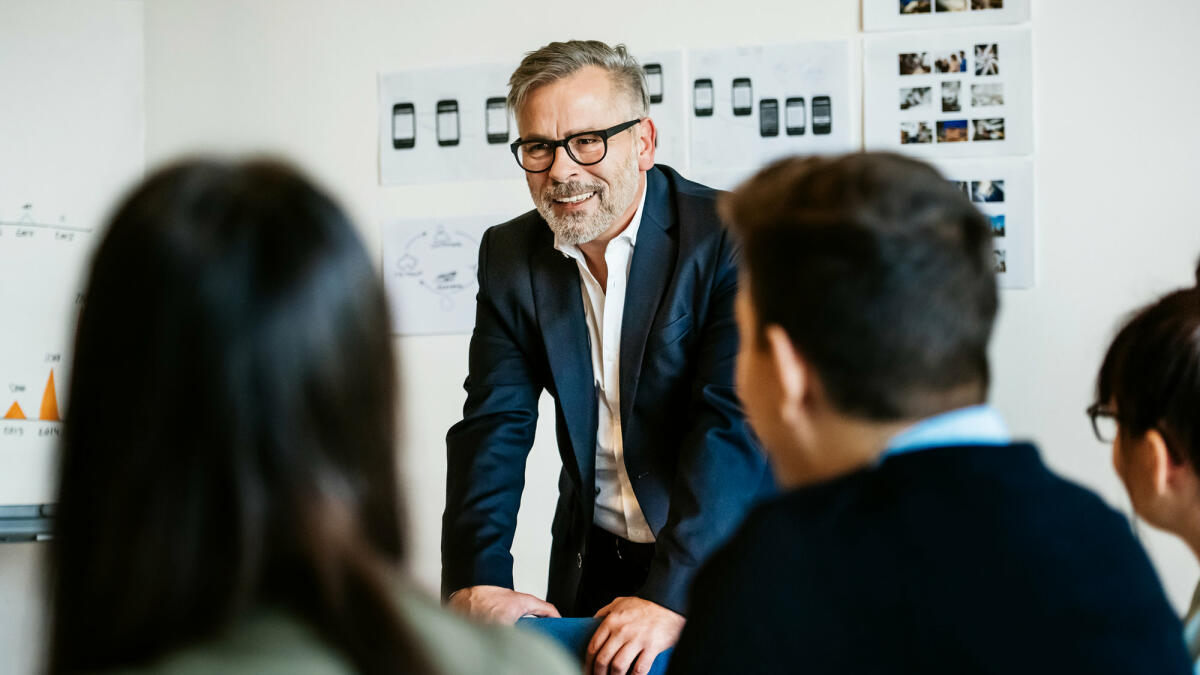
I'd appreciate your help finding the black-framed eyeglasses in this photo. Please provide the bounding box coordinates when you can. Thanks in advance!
[1086,402,1119,443]
[510,119,641,173]
[1087,402,1185,463]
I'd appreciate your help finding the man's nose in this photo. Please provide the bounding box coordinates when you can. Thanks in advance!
[547,144,581,183]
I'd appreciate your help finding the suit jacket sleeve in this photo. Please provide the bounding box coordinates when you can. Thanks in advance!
[638,228,771,614]
[441,226,541,598]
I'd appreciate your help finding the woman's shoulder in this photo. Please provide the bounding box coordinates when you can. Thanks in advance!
[98,609,354,675]
[396,587,576,675]
[93,587,574,675]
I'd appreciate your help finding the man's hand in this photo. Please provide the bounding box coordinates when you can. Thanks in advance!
[446,585,561,624]
[585,597,685,675]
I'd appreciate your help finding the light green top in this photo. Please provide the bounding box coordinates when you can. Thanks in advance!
[98,587,575,675]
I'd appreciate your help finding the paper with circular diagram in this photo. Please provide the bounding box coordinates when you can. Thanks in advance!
[383,216,503,335]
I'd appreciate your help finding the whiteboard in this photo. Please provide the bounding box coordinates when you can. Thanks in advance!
[0,1,144,506]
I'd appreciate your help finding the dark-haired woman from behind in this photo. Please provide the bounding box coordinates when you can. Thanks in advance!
[46,159,574,675]
[1092,258,1200,667]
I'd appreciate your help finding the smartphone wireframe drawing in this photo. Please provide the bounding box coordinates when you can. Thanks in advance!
[644,64,664,104]
[785,97,806,136]
[485,97,508,144]
[693,78,714,117]
[812,96,832,135]
[392,102,415,149]
[759,99,779,137]
[732,78,753,116]
[436,99,460,147]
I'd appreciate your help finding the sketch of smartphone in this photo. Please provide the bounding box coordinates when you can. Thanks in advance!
[392,102,415,149]
[485,97,508,144]
[436,99,459,147]
[812,96,832,135]
[732,78,752,116]
[759,99,779,137]
[693,78,713,117]
[785,97,806,136]
[644,64,664,104]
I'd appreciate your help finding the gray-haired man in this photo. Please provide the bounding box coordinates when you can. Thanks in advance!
[442,41,773,675]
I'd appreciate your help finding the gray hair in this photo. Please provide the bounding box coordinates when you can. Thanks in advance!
[507,40,650,121]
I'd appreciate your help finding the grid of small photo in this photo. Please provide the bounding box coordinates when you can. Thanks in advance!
[897,42,1005,146]
[951,177,1008,273]
[899,0,1003,14]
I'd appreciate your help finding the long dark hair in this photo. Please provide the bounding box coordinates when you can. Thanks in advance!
[1096,259,1200,467]
[48,159,433,674]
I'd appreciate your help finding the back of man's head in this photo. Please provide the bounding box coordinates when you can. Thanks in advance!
[723,152,998,422]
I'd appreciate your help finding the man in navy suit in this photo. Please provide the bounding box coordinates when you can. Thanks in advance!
[442,41,772,674]
[669,153,1191,674]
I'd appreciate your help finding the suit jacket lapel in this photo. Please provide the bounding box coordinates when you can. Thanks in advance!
[531,237,597,497]
[619,168,676,433]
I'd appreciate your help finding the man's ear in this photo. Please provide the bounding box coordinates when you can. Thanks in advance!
[764,324,806,419]
[636,117,657,171]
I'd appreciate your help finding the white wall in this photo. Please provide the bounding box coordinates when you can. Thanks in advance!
[139,0,859,599]
[994,0,1200,609]
[2,1,1200,673]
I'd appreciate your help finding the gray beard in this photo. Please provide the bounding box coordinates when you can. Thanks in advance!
[535,152,640,247]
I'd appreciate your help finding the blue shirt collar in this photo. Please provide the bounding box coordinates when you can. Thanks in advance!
[883,404,1010,458]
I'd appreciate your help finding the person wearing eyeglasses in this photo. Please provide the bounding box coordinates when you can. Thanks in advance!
[441,40,773,675]
[1091,259,1200,667]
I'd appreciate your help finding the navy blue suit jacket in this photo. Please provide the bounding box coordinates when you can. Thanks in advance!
[671,443,1192,674]
[441,165,773,615]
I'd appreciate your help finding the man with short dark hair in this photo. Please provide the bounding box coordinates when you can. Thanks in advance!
[669,153,1192,674]
[442,40,772,674]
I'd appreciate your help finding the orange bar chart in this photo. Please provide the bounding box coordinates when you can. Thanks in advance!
[38,370,59,421]
[3,369,60,422]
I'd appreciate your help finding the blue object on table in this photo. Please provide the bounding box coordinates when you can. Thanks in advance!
[517,617,673,675]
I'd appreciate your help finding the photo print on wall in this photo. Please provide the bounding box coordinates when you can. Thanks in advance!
[866,0,1028,32]
[932,158,1033,289]
[866,26,1032,158]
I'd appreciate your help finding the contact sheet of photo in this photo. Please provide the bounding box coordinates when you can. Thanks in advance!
[863,0,1029,31]
[936,157,1034,289]
[864,26,1032,159]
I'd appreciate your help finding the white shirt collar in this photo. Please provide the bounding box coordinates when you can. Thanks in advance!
[553,176,648,259]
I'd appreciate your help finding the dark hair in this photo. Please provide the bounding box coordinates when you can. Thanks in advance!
[48,159,433,674]
[722,152,998,421]
[1095,259,1200,466]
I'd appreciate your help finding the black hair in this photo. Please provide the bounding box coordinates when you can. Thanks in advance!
[1095,259,1200,466]
[48,159,434,674]
[721,152,998,421]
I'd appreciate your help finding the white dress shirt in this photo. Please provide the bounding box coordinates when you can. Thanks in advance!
[553,186,655,543]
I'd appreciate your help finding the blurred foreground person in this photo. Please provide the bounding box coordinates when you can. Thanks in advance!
[670,153,1190,674]
[46,159,574,675]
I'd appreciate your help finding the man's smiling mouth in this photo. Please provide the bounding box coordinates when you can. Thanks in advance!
[554,192,595,204]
